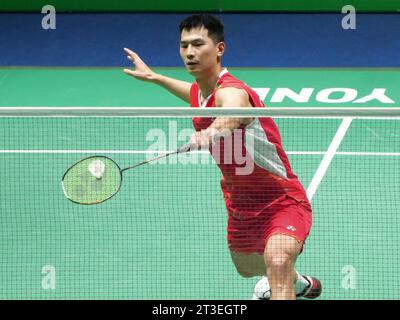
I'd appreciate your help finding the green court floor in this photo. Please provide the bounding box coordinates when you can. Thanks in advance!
[0,68,399,299]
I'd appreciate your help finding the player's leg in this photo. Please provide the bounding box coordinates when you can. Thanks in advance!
[263,233,302,300]
[259,199,321,299]
[226,199,321,299]
[228,237,322,300]
[229,242,322,300]
[255,208,322,300]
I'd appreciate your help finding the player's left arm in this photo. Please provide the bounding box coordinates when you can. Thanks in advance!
[190,87,254,147]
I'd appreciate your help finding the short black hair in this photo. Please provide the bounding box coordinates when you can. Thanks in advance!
[179,14,224,44]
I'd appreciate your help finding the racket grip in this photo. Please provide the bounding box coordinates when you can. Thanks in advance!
[177,131,229,153]
[177,143,198,153]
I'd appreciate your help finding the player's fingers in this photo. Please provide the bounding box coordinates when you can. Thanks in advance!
[201,136,210,148]
[124,48,147,65]
[191,133,204,148]
[123,47,137,57]
[200,129,211,140]
[196,131,209,148]
[123,48,154,76]
[123,69,141,78]
[190,132,199,143]
[189,133,198,145]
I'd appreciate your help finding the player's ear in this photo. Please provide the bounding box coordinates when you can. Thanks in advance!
[216,42,225,57]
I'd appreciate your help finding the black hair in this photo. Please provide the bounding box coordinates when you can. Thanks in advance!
[179,14,224,43]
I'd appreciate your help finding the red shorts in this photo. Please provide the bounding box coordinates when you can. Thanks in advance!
[226,196,312,254]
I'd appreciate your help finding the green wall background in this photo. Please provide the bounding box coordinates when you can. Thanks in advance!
[1,0,399,12]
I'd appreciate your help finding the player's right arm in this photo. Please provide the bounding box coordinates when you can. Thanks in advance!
[123,48,191,103]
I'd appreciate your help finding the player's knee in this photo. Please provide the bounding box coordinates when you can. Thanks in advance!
[265,252,294,277]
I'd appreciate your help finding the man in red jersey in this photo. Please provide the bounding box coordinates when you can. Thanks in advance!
[124,14,322,300]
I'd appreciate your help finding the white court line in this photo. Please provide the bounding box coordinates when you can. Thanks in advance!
[306,117,353,201]
[336,152,400,156]
[288,151,325,155]
[289,151,400,156]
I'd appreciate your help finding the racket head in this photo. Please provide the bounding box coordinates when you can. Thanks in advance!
[61,156,123,205]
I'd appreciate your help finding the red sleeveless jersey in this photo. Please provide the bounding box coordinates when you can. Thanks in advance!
[190,69,310,219]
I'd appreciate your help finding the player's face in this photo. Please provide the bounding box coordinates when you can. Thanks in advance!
[180,27,224,76]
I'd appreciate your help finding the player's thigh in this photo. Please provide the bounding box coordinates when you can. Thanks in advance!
[229,250,266,277]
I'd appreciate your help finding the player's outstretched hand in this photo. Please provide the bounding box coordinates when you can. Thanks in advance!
[123,48,158,82]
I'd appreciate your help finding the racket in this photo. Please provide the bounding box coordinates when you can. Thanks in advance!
[61,143,196,205]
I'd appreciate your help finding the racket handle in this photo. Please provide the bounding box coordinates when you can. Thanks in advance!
[177,131,229,153]
[177,143,198,153]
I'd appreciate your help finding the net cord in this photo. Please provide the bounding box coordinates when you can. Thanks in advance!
[0,107,400,118]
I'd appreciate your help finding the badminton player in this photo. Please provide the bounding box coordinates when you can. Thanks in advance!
[123,13,322,300]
